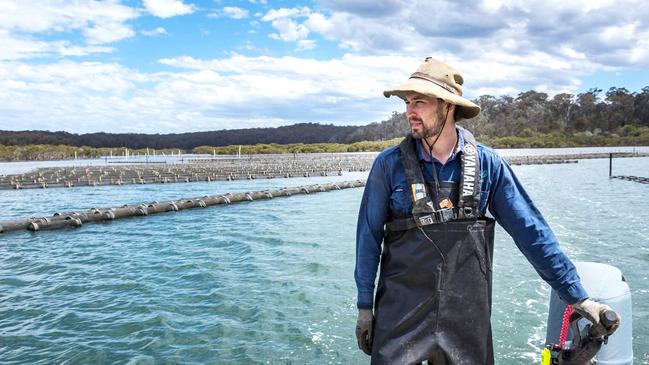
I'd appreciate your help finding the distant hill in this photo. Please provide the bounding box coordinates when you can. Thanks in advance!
[0,121,408,149]
[3,85,648,149]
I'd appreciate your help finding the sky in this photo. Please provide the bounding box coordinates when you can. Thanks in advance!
[1,0,648,134]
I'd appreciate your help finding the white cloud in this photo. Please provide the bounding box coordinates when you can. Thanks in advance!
[296,39,316,51]
[209,6,250,20]
[0,1,137,34]
[0,54,418,133]
[142,0,195,18]
[56,44,114,57]
[0,29,57,60]
[141,27,168,37]
[83,21,136,44]
[317,0,403,17]
[0,47,634,134]
[305,0,649,71]
[261,7,310,22]
[268,17,309,42]
[286,0,649,97]
[261,7,323,47]
[0,60,150,132]
[0,0,137,59]
[222,6,249,19]
[304,13,332,33]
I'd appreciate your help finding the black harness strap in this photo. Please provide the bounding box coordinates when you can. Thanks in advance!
[388,128,482,231]
[457,126,481,219]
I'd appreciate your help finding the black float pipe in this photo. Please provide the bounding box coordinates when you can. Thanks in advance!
[0,180,365,234]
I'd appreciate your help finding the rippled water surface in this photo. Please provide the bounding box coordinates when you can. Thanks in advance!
[1,157,648,364]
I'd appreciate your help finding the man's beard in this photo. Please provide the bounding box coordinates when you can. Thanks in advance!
[410,108,446,140]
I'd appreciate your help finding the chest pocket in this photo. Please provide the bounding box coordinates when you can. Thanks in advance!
[390,186,411,218]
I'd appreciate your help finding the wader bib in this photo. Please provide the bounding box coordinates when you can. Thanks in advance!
[371,128,496,365]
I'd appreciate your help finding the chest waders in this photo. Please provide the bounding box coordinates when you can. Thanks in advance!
[371,128,496,365]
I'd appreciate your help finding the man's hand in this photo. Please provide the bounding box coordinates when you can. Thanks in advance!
[355,309,373,355]
[573,298,620,334]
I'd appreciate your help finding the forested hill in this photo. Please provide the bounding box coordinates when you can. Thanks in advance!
[0,123,360,149]
[2,86,648,149]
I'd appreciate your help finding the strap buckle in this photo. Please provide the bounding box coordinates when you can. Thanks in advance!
[437,208,456,222]
[418,215,435,226]
[416,208,456,226]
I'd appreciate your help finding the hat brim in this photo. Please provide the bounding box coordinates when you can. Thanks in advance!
[383,78,480,120]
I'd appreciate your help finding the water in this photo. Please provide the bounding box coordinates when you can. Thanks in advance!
[1,157,648,364]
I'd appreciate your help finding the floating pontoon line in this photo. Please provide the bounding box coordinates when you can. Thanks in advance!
[2,152,647,190]
[611,175,649,184]
[505,152,648,166]
[0,154,374,190]
[0,180,365,234]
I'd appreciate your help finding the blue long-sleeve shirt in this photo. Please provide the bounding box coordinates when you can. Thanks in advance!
[355,128,588,309]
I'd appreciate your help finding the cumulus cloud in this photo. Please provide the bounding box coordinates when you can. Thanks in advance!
[83,21,136,44]
[141,27,168,37]
[268,18,309,42]
[317,0,403,17]
[261,7,324,47]
[0,60,149,132]
[222,6,249,19]
[303,13,332,33]
[308,0,649,71]
[142,0,195,18]
[0,29,58,60]
[208,6,251,19]
[261,7,310,22]
[0,1,137,50]
[0,54,417,133]
[288,0,649,97]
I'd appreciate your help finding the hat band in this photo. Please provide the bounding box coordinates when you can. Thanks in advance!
[409,72,461,96]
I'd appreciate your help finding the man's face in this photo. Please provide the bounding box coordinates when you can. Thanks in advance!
[404,91,449,139]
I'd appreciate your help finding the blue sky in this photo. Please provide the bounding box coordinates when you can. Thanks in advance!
[1,0,648,133]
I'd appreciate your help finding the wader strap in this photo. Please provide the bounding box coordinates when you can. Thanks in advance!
[398,136,444,225]
[398,135,428,201]
[457,127,481,219]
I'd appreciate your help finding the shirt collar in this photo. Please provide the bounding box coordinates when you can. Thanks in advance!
[416,127,465,163]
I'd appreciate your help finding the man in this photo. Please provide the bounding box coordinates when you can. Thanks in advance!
[354,57,615,364]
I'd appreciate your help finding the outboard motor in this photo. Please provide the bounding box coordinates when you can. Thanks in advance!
[544,262,633,364]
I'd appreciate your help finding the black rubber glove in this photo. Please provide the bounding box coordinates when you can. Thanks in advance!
[355,309,373,355]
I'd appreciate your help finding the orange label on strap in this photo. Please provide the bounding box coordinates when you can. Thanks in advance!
[439,198,454,209]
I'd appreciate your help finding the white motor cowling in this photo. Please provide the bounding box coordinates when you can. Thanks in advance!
[545,262,633,364]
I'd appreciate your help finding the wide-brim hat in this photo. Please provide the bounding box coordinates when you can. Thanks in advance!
[383,57,480,120]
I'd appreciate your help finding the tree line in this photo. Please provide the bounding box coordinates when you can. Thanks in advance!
[1,86,648,154]
[358,86,649,144]
[0,123,357,149]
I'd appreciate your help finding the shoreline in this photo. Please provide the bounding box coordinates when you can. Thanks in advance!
[1,145,649,162]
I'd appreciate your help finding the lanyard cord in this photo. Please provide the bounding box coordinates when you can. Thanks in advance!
[422,107,452,196]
